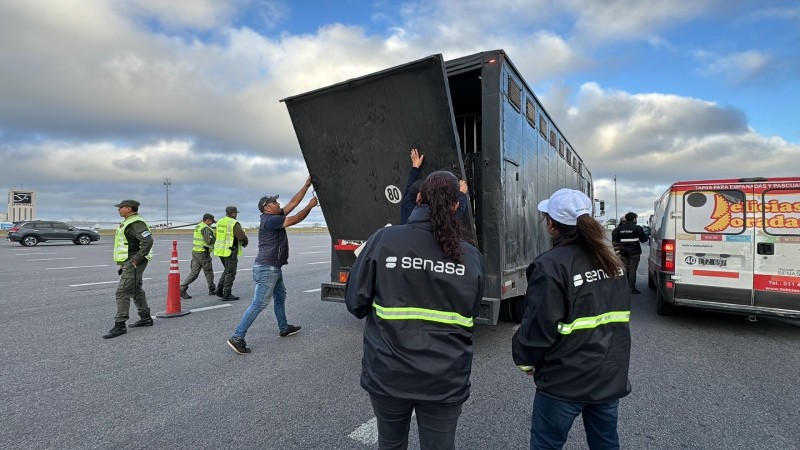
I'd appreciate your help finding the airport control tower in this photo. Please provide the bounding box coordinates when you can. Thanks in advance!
[7,190,36,222]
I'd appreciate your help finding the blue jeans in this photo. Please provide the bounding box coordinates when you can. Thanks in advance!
[233,264,287,338]
[531,391,620,450]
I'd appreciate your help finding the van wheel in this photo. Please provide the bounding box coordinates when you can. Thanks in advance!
[656,289,676,316]
[499,296,525,323]
[648,272,656,290]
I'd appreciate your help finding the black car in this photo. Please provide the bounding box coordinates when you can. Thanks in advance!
[6,220,101,246]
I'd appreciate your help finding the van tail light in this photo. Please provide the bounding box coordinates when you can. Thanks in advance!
[662,239,675,272]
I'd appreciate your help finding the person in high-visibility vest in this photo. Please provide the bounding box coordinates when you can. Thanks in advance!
[512,189,631,449]
[103,199,155,339]
[213,206,248,300]
[180,213,217,299]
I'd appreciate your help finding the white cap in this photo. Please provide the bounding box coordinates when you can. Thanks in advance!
[537,188,592,226]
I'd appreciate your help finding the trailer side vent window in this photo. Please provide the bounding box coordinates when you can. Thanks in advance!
[539,116,547,137]
[558,140,565,158]
[573,155,578,171]
[566,148,572,166]
[508,76,521,111]
[550,130,557,148]
[578,160,583,173]
[526,100,536,127]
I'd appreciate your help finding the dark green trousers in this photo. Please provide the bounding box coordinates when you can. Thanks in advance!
[181,250,214,291]
[115,260,150,322]
[217,253,239,296]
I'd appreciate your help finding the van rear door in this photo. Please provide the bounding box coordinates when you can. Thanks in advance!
[753,183,800,313]
[673,185,754,307]
[282,54,477,272]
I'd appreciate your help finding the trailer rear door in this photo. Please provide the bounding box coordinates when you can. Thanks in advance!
[282,54,477,272]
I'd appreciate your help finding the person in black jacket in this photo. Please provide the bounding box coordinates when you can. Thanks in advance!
[346,170,485,450]
[512,188,631,450]
[612,212,649,294]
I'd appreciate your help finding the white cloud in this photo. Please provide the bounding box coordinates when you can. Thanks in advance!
[694,49,771,84]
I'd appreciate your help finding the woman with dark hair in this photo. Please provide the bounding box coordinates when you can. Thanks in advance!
[346,170,485,450]
[512,188,631,450]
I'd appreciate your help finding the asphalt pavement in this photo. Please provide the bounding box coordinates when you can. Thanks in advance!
[1,233,798,449]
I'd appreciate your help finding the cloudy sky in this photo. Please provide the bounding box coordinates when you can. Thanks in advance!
[1,0,798,227]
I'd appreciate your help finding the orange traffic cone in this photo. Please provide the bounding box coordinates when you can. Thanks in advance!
[156,240,190,318]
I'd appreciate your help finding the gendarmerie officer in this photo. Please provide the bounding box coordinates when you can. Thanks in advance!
[104,199,154,339]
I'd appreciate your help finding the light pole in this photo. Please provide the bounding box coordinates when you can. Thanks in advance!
[163,178,171,228]
[614,175,618,225]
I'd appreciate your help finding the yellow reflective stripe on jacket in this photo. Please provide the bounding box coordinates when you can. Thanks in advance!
[557,311,630,335]
[372,302,473,327]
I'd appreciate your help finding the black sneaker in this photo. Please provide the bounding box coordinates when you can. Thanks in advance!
[227,337,251,355]
[180,289,192,300]
[631,288,642,294]
[279,325,301,337]
[221,295,240,301]
[209,287,217,296]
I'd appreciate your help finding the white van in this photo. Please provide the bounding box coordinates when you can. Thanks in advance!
[648,177,800,318]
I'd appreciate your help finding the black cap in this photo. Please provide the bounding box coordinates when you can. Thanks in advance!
[202,213,215,222]
[226,206,239,214]
[114,199,140,208]
[258,195,279,212]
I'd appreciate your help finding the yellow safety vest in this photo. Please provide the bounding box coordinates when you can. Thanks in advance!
[214,217,242,257]
[192,222,211,252]
[113,215,154,263]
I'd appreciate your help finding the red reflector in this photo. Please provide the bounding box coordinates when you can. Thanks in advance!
[333,244,359,251]
[665,261,674,270]
[666,281,674,289]
[338,272,349,283]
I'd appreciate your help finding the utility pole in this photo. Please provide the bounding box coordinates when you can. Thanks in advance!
[163,178,171,228]
[614,175,618,224]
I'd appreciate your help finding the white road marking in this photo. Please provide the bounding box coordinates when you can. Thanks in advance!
[303,288,321,293]
[299,251,326,254]
[46,264,110,270]
[348,417,378,445]
[70,278,153,287]
[27,257,75,261]
[348,414,415,445]
[15,252,57,255]
[188,304,232,313]
[307,261,330,265]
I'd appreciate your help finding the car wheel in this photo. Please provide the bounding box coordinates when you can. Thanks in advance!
[76,235,92,245]
[22,235,39,247]
[656,285,676,316]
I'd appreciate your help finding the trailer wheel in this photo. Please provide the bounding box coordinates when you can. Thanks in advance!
[499,296,525,323]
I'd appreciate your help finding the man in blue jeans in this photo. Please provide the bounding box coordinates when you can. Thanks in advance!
[227,176,319,355]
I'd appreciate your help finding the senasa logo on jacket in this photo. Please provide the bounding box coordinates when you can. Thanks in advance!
[385,256,465,275]
[573,267,624,287]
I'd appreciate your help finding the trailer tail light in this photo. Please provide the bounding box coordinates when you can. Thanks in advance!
[333,239,362,252]
[338,271,349,283]
[662,239,675,272]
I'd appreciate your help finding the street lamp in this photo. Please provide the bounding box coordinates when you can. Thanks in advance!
[163,178,171,228]
[614,175,618,225]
